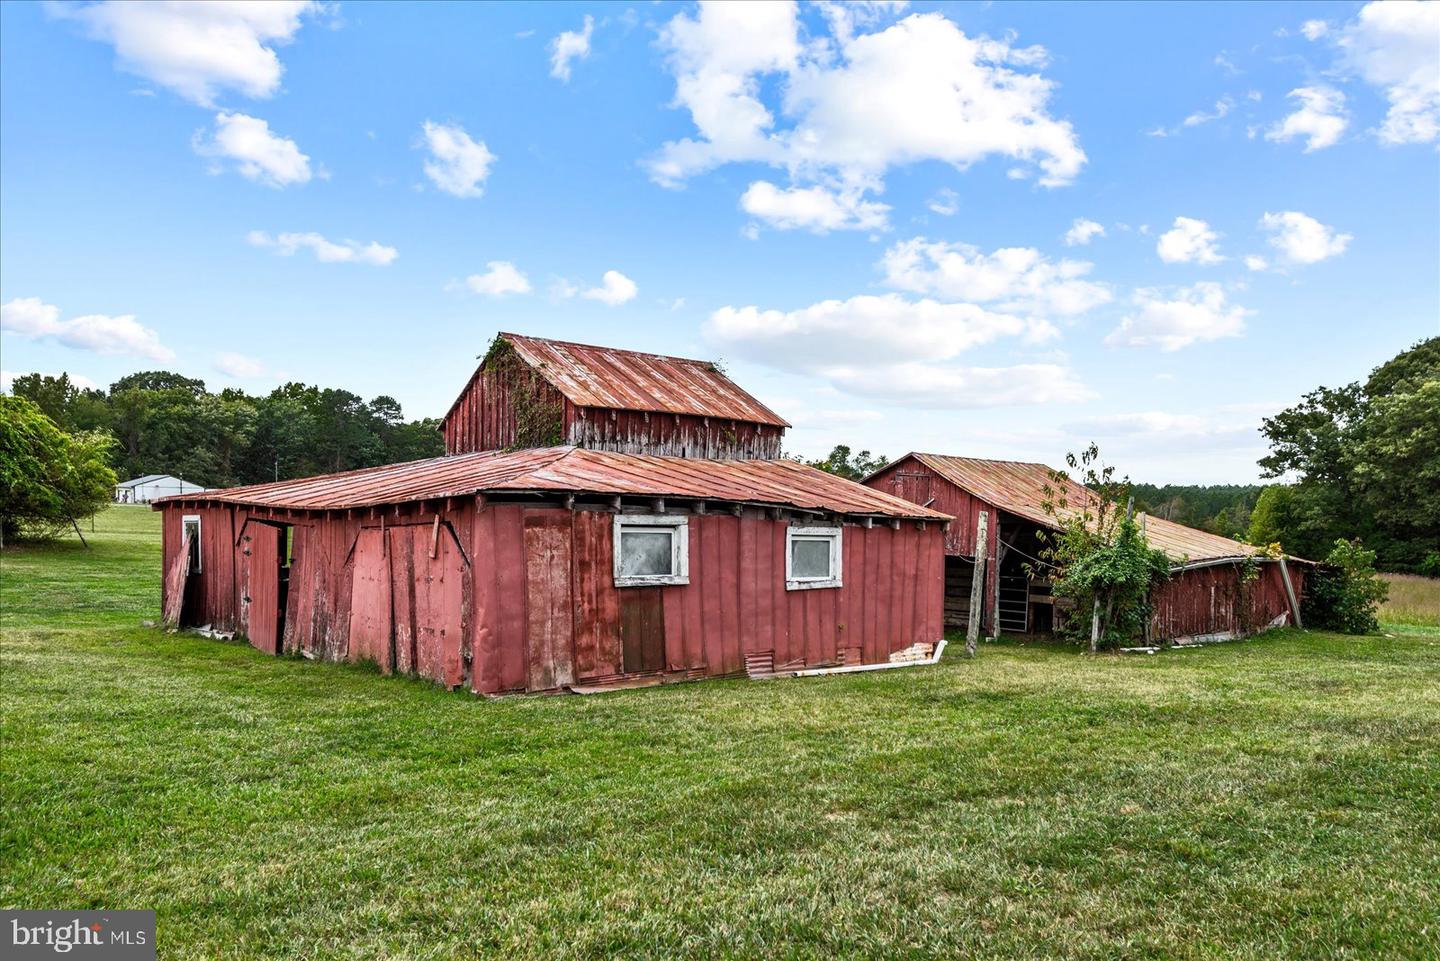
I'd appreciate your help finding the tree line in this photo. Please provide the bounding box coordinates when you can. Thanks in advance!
[1249,336,1438,573]
[8,371,445,490]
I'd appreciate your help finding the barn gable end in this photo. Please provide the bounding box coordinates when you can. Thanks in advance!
[442,332,789,459]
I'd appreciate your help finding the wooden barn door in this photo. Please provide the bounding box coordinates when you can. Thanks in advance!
[242,523,285,654]
[523,514,575,691]
[161,527,195,628]
[347,527,394,671]
[347,521,469,688]
[407,521,468,688]
[620,589,666,675]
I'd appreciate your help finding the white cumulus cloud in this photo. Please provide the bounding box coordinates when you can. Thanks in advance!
[1156,216,1225,264]
[822,361,1093,408]
[1106,283,1251,352]
[880,238,1111,321]
[1265,86,1349,151]
[926,188,959,216]
[213,351,267,378]
[581,270,639,306]
[1259,211,1352,265]
[1,297,174,361]
[649,4,1084,225]
[1337,1,1440,146]
[705,292,1090,408]
[53,0,321,106]
[1063,218,1105,247]
[465,261,532,297]
[740,181,890,233]
[1301,19,1330,41]
[550,15,594,82]
[247,230,397,265]
[194,111,312,187]
[419,121,495,198]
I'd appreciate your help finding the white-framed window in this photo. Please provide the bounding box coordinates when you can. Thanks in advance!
[182,514,202,573]
[786,526,842,591]
[613,514,689,587]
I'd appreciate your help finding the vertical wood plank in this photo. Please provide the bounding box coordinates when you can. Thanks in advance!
[524,511,575,690]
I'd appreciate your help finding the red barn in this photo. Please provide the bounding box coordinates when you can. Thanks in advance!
[865,453,1306,645]
[442,332,790,459]
[156,447,949,694]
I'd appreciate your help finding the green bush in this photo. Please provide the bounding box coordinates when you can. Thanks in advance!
[1419,552,1440,579]
[1304,539,1391,635]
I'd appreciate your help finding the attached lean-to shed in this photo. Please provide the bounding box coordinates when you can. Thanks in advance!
[442,333,790,459]
[865,453,1306,644]
[155,447,949,694]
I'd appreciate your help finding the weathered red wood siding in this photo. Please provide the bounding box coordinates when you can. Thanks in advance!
[159,500,944,696]
[868,456,996,557]
[867,456,1002,633]
[567,408,784,459]
[442,365,784,459]
[468,506,943,694]
[1150,562,1304,640]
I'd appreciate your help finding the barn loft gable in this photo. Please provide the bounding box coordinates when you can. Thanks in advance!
[491,333,788,426]
[442,332,789,459]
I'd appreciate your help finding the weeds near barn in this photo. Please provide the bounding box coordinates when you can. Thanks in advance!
[1379,573,1440,627]
[3,507,1439,959]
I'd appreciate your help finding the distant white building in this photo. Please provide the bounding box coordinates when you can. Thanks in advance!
[114,474,206,504]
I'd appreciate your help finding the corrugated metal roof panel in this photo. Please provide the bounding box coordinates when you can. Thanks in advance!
[501,333,790,427]
[157,447,947,520]
[902,453,1266,563]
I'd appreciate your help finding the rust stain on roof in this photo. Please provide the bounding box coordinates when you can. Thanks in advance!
[498,332,790,427]
[158,447,947,520]
[898,453,1269,563]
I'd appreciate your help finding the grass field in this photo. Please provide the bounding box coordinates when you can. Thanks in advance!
[2,506,1438,960]
[1380,573,1440,627]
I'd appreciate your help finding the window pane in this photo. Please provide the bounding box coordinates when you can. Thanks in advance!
[791,537,832,578]
[620,529,674,577]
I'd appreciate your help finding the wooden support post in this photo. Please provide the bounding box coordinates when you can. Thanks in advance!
[70,517,89,548]
[1090,595,1101,653]
[1278,556,1303,629]
[430,514,441,560]
[991,537,1004,640]
[966,511,989,658]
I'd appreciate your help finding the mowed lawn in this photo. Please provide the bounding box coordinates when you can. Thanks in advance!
[2,508,1438,960]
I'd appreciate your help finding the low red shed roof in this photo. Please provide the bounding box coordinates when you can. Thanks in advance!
[157,447,948,520]
[881,453,1270,563]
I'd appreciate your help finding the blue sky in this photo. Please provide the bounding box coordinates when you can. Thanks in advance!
[2,0,1437,483]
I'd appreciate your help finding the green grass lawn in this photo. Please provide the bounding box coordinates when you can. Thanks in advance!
[3,507,1438,960]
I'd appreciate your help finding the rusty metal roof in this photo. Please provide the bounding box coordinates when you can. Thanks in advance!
[491,332,790,427]
[890,453,1267,563]
[157,447,947,520]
